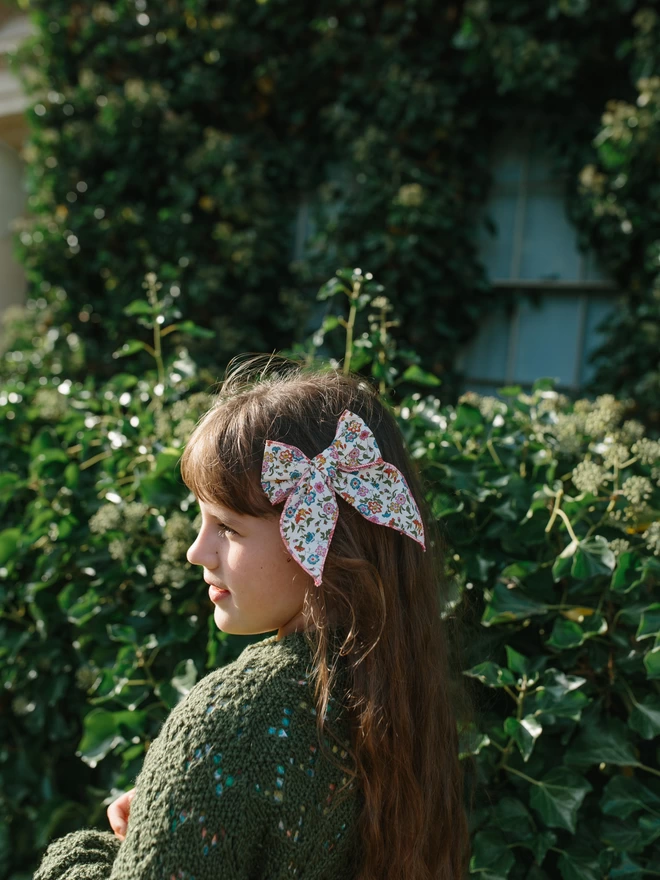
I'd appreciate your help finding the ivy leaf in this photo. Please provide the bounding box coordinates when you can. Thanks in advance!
[639,815,660,849]
[504,646,547,686]
[458,725,490,759]
[0,528,21,566]
[481,582,550,627]
[453,404,482,430]
[107,624,138,644]
[566,718,638,769]
[503,715,543,762]
[600,774,660,820]
[78,708,147,766]
[527,830,557,868]
[644,638,660,680]
[500,561,540,583]
[400,364,441,386]
[627,556,660,591]
[530,669,589,721]
[556,844,602,880]
[467,553,496,582]
[464,661,516,687]
[529,766,592,833]
[599,140,627,170]
[317,277,347,300]
[611,551,639,593]
[172,320,216,339]
[636,603,660,641]
[0,472,22,502]
[123,299,154,316]
[497,385,523,396]
[601,817,645,853]
[571,536,616,579]
[113,339,148,358]
[152,448,182,477]
[171,658,198,696]
[628,695,660,739]
[608,853,649,878]
[469,830,515,879]
[552,539,578,582]
[545,613,607,650]
[451,16,480,51]
[491,796,534,835]
[504,645,529,675]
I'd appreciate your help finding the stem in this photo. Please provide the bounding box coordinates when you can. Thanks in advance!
[474,509,496,533]
[636,761,660,779]
[502,685,519,703]
[152,321,166,390]
[343,282,360,375]
[545,488,564,534]
[555,508,580,545]
[378,304,388,396]
[80,450,113,470]
[487,437,502,467]
[545,490,581,544]
[501,764,541,786]
[496,684,527,771]
[115,475,138,486]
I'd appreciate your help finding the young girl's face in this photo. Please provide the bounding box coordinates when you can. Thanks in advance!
[186,499,314,638]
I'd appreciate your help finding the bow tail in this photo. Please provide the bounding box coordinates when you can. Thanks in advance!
[332,465,426,550]
[278,468,339,586]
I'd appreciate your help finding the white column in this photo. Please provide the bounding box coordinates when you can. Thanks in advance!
[0,138,27,313]
[0,13,34,322]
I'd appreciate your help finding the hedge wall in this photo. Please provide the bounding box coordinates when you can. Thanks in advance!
[1,269,660,878]
[4,0,659,416]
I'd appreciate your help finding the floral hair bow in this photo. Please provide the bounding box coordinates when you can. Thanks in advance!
[261,409,426,586]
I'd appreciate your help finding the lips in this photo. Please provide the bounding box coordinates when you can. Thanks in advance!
[208,585,230,603]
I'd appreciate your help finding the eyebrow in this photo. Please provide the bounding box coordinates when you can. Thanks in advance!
[199,501,243,524]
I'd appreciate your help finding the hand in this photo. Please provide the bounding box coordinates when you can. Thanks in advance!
[107,788,136,841]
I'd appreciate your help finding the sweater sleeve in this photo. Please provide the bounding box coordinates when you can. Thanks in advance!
[34,666,267,880]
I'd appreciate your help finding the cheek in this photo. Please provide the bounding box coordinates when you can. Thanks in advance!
[224,542,245,570]
[225,541,273,576]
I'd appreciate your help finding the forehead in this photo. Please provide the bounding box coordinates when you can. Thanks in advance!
[196,498,244,522]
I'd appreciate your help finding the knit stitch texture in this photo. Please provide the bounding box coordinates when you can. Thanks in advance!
[34,630,362,880]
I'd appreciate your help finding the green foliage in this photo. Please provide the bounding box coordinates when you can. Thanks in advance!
[307,274,660,878]
[401,387,660,878]
[3,269,660,878]
[0,273,262,877]
[570,10,660,429]
[4,0,658,408]
[285,266,441,398]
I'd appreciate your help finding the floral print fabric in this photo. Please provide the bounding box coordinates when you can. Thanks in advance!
[261,409,426,585]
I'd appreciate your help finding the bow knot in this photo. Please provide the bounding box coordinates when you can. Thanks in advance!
[261,409,425,586]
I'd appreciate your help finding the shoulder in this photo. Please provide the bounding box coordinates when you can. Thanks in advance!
[167,632,314,732]
[132,636,314,801]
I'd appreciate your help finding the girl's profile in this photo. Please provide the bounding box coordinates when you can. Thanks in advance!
[35,354,473,880]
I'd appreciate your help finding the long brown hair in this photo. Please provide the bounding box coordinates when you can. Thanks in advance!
[179,354,474,880]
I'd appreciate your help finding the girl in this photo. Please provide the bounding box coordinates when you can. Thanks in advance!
[35,355,472,880]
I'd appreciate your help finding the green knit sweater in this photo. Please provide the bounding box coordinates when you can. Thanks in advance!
[34,630,362,880]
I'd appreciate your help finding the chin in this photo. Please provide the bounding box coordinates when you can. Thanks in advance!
[212,613,275,638]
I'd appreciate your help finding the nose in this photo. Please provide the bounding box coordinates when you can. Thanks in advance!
[186,525,216,568]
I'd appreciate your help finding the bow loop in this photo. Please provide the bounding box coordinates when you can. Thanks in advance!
[262,409,425,585]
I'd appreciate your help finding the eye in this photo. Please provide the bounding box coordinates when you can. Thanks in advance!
[215,522,236,538]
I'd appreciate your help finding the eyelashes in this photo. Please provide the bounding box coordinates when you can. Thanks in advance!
[216,522,236,538]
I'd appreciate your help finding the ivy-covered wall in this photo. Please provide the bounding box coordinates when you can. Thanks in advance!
[571,14,660,428]
[5,0,659,418]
